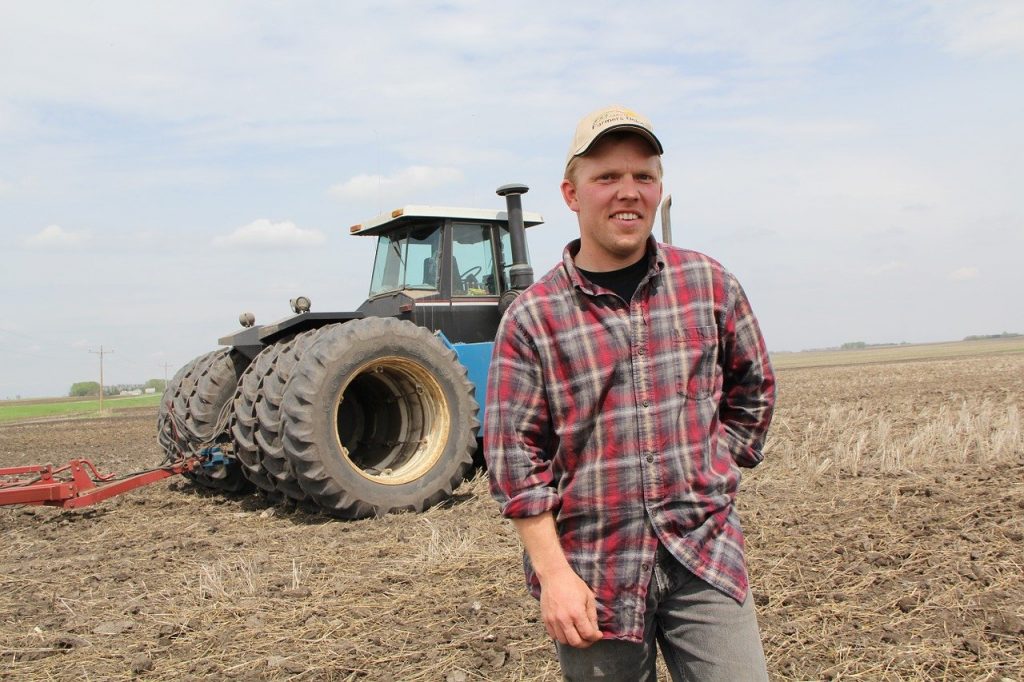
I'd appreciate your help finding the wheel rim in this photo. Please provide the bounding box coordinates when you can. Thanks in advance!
[332,356,450,485]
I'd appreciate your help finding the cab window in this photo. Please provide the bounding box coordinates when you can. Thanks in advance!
[451,223,499,296]
[368,224,442,296]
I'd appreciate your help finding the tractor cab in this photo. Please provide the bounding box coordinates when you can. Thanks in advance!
[350,200,543,343]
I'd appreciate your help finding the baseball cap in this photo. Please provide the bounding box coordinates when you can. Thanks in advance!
[565,106,664,169]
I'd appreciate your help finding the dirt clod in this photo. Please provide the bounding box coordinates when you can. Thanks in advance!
[92,620,133,636]
[988,612,1024,636]
[54,634,91,650]
[489,650,507,668]
[963,637,984,656]
[267,656,304,674]
[896,596,916,613]
[130,652,153,674]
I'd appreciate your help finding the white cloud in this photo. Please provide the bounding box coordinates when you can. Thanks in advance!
[950,266,979,281]
[701,117,871,138]
[867,261,904,276]
[328,166,464,202]
[0,3,920,163]
[924,0,1024,56]
[211,219,325,249]
[23,225,91,249]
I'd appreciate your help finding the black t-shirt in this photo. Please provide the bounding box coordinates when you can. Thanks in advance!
[577,255,649,304]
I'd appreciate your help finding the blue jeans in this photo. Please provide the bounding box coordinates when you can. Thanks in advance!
[557,545,768,681]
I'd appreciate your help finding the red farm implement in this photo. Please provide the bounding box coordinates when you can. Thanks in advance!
[0,450,216,509]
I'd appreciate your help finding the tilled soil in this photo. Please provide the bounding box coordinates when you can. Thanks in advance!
[1,357,1022,681]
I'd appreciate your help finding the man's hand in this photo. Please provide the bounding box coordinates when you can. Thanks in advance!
[510,514,604,648]
[539,565,603,648]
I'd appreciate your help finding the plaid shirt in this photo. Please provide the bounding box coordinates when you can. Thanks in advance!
[484,237,776,643]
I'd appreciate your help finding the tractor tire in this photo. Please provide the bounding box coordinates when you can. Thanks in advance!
[158,351,219,461]
[252,329,325,501]
[158,349,250,493]
[281,318,479,518]
[231,343,285,494]
[184,348,250,492]
[186,348,249,444]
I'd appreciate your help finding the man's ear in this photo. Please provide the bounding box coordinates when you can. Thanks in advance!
[560,179,580,213]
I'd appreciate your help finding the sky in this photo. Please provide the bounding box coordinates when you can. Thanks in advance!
[1,1,1022,398]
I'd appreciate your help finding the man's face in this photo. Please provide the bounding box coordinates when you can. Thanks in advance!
[560,134,663,271]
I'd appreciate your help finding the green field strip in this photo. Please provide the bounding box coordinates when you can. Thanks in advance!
[0,394,162,423]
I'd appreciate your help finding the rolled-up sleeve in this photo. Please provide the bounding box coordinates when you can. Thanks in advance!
[718,274,776,468]
[483,312,560,518]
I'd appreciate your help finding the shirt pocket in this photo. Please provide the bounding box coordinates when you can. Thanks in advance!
[673,325,717,399]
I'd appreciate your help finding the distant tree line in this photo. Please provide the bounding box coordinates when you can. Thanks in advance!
[963,332,1021,341]
[837,334,1020,351]
[68,379,166,397]
[840,341,910,350]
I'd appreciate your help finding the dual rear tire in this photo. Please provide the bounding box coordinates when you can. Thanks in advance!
[282,317,478,517]
[157,318,479,517]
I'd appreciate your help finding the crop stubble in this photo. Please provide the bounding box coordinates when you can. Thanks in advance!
[1,350,1021,680]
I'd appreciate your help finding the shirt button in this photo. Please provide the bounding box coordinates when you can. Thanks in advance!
[641,563,650,572]
[638,347,646,355]
[642,399,649,407]
[646,454,654,463]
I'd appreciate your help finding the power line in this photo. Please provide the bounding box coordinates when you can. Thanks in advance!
[7,347,52,360]
[0,326,52,344]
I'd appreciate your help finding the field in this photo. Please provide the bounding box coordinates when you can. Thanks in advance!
[1,342,1022,680]
[0,394,162,424]
[770,336,1024,370]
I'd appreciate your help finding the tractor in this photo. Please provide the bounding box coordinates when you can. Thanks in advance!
[155,184,539,518]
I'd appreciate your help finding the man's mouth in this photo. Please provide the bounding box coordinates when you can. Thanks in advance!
[611,212,640,220]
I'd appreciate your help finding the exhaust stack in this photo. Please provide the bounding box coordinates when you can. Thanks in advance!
[660,194,673,246]
[496,183,534,290]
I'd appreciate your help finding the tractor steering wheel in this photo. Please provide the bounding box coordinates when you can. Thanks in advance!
[460,265,482,280]
[458,265,483,294]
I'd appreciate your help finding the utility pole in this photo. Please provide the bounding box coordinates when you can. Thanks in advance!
[159,361,173,395]
[89,346,114,412]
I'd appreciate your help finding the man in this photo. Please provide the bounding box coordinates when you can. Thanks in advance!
[484,106,776,681]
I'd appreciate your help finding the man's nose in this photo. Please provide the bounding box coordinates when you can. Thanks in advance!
[617,175,641,199]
